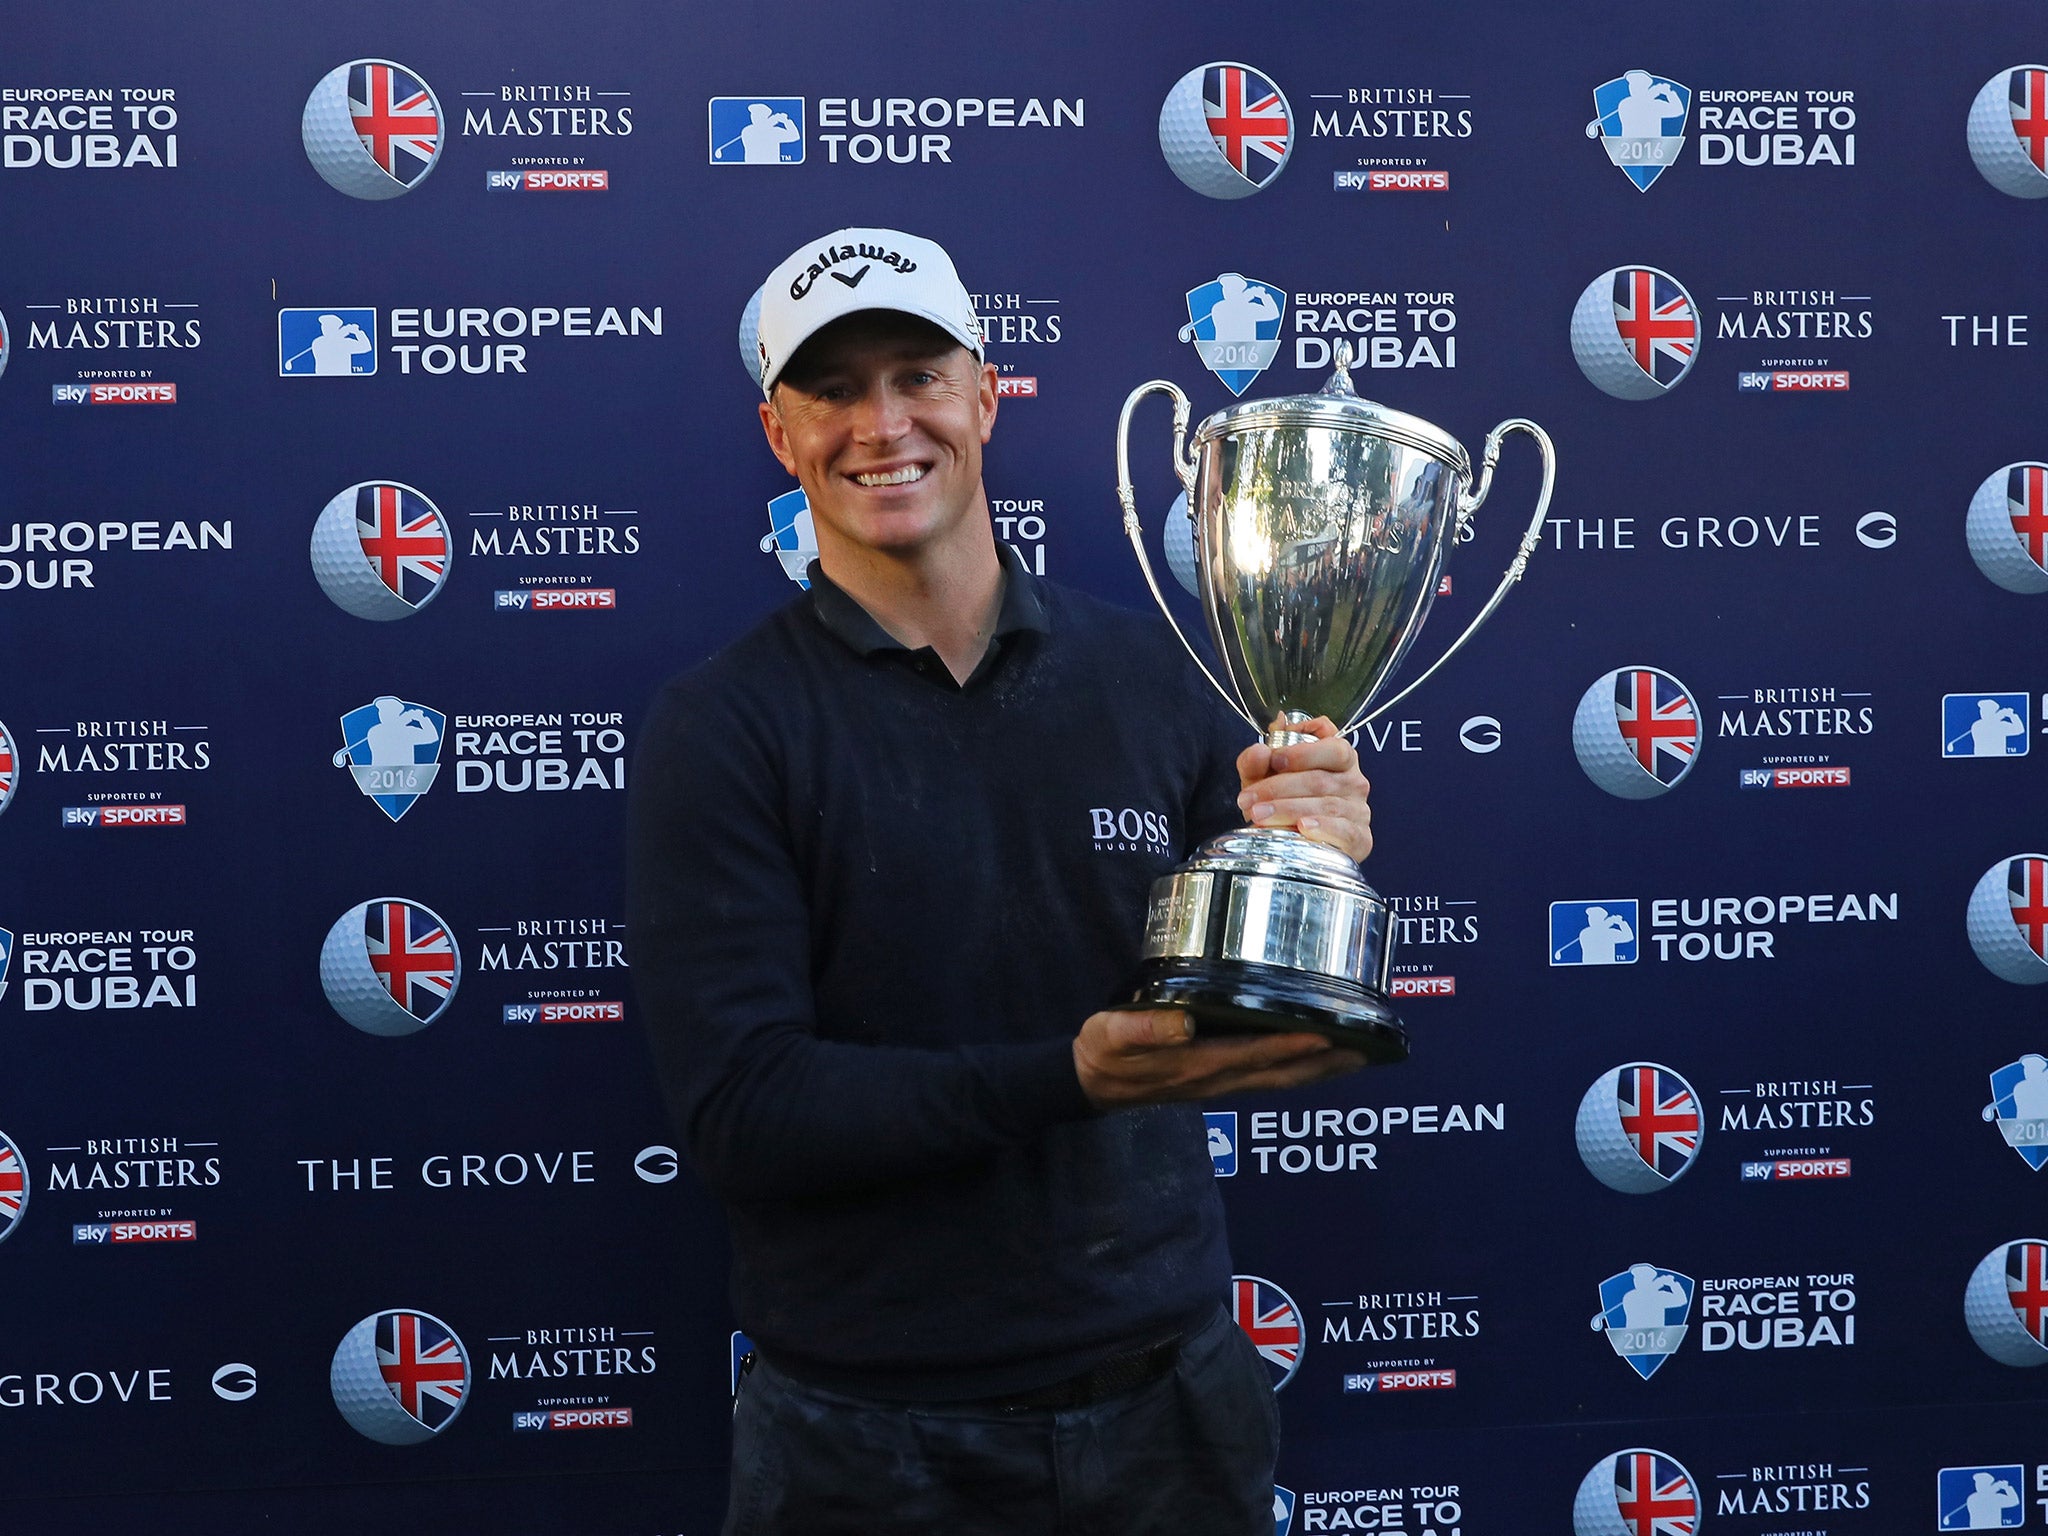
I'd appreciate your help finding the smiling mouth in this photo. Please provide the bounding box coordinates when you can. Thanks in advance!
[851,466,928,487]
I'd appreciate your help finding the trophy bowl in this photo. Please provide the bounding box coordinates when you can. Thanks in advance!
[1113,345,1555,1063]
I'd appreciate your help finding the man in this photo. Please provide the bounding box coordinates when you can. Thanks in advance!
[628,228,1375,1535]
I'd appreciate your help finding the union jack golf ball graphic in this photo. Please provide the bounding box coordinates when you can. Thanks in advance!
[1158,63,1291,200]
[739,283,766,388]
[1164,490,1200,596]
[1572,668,1696,799]
[1963,1240,2048,1366]
[320,898,462,1037]
[1967,68,2048,200]
[0,309,10,381]
[1966,855,2048,985]
[0,1131,28,1244]
[1575,1064,1700,1194]
[330,1309,470,1444]
[310,481,451,621]
[302,61,443,200]
[1966,464,2048,595]
[1573,1450,1699,1536]
[1569,266,1697,401]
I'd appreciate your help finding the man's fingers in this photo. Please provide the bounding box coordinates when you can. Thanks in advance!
[1103,1007,1192,1051]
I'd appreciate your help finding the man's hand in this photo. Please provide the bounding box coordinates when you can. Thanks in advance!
[1073,1008,1367,1110]
[1235,715,1373,862]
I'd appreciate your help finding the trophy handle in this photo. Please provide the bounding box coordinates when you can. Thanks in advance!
[1348,417,1556,730]
[1116,380,1262,733]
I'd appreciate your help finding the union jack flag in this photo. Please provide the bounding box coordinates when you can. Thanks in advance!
[1611,669,1698,786]
[0,718,15,811]
[0,1132,25,1241]
[1614,1064,1701,1182]
[2009,67,2048,173]
[1232,1274,1304,1388]
[1609,269,1697,389]
[375,1310,468,1430]
[2007,1241,2048,1345]
[364,900,458,1022]
[350,62,442,185]
[2009,856,2048,962]
[1611,1450,1698,1536]
[1204,66,1292,188]
[355,484,449,608]
[2007,464,2048,571]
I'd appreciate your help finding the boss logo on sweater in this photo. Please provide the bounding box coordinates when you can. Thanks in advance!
[1089,806,1171,854]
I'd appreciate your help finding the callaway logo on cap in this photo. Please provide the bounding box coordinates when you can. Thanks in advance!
[755,227,983,395]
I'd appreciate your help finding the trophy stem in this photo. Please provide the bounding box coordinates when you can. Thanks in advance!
[1265,709,1315,750]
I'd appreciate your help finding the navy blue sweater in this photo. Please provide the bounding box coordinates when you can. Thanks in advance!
[627,547,1248,1399]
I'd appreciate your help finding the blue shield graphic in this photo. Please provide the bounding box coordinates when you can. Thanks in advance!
[279,308,377,376]
[1944,693,2030,758]
[1939,1464,2026,1528]
[1178,275,1284,396]
[1586,71,1691,191]
[1205,1111,1238,1176]
[0,928,11,1003]
[1987,1055,2048,1170]
[1592,1264,1693,1380]
[761,488,817,588]
[731,1330,756,1395]
[709,98,804,164]
[1551,900,1639,966]
[1273,1485,1296,1536]
[335,698,446,822]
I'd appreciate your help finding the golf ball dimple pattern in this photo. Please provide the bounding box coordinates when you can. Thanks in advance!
[1572,1451,1693,1536]
[0,1131,27,1242]
[302,62,441,200]
[1573,668,1690,799]
[330,1310,470,1444]
[310,482,450,621]
[1966,856,2048,984]
[0,309,10,381]
[1570,268,1695,400]
[319,899,460,1036]
[1964,1242,2048,1366]
[1966,464,2048,594]
[1163,490,1201,596]
[1968,69,2048,199]
[1158,64,1288,200]
[739,284,766,388]
[1575,1065,1696,1193]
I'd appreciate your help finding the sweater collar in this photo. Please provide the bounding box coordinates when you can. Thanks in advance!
[806,540,1050,658]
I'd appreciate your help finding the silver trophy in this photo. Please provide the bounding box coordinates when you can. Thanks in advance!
[1113,344,1555,1062]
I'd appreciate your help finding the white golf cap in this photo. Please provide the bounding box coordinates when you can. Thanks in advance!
[755,227,982,395]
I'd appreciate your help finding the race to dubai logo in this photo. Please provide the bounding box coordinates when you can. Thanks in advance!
[0,1130,26,1244]
[1984,1055,2048,1169]
[1231,1274,1305,1390]
[302,60,444,200]
[1574,1449,1701,1536]
[0,927,12,1003]
[1159,63,1294,199]
[333,698,444,821]
[1966,463,2048,595]
[0,717,18,816]
[1966,855,2048,984]
[1967,67,2048,200]
[311,481,452,620]
[761,489,815,588]
[1585,70,1691,190]
[1573,667,1701,798]
[1577,1063,1703,1193]
[1179,274,1285,396]
[1963,1240,2048,1367]
[320,899,461,1036]
[1571,266,1699,400]
[331,1309,469,1443]
[1591,1264,1693,1380]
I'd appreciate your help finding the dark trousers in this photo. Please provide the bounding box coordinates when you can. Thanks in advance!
[723,1304,1280,1536]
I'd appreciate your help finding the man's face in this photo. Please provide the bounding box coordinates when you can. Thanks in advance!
[758,312,998,562]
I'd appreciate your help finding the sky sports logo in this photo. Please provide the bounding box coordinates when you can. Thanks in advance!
[1739,766,1851,789]
[1343,1368,1456,1393]
[73,1221,197,1244]
[1333,169,1448,191]
[63,805,187,828]
[1739,370,1849,391]
[1742,1157,1851,1181]
[52,382,177,405]
[502,1001,623,1024]
[513,1407,634,1431]
[493,588,617,612]
[487,169,609,191]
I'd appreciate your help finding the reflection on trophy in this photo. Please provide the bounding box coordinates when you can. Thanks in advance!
[1113,342,1555,1063]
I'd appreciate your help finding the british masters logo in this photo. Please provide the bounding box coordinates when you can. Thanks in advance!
[1571,267,1700,400]
[1577,1063,1703,1194]
[709,98,803,163]
[330,1309,469,1444]
[311,481,451,620]
[1573,667,1701,798]
[1967,464,2048,595]
[1159,64,1293,199]
[761,489,815,588]
[1968,67,2048,200]
[320,899,461,1037]
[1591,1265,1693,1380]
[1966,855,2048,985]
[1574,1450,1699,1536]
[1984,1055,2048,1170]
[0,1130,26,1243]
[1945,694,2030,758]
[0,718,17,816]
[1551,901,1639,967]
[1938,1465,2027,1529]
[1180,274,1285,396]
[1585,71,1690,190]
[279,309,377,376]
[334,698,444,822]
[302,61,443,200]
[1964,1239,2048,1367]
[1232,1275,1305,1390]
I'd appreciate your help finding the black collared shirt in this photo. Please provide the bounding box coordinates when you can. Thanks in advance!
[804,541,1051,690]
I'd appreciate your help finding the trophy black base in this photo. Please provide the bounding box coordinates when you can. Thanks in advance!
[1119,956,1410,1065]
